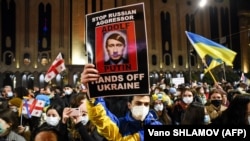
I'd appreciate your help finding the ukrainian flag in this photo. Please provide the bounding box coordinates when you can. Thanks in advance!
[204,58,222,74]
[185,31,237,66]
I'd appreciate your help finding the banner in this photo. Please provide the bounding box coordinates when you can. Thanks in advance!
[171,78,185,87]
[86,3,149,98]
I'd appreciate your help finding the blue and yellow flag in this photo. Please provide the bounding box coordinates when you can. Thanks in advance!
[204,58,223,74]
[185,31,237,66]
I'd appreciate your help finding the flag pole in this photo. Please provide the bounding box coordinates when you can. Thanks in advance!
[222,62,227,81]
[202,59,217,84]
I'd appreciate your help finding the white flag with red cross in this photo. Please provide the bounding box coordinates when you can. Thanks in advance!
[44,52,66,82]
[22,98,46,118]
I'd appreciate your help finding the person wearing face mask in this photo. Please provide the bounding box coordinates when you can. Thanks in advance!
[0,85,14,109]
[3,85,14,98]
[205,88,227,123]
[195,86,207,105]
[149,92,172,125]
[171,87,195,125]
[8,97,22,113]
[8,97,32,141]
[211,94,250,125]
[30,104,68,141]
[62,92,106,141]
[81,64,162,141]
[61,84,77,107]
[0,109,26,141]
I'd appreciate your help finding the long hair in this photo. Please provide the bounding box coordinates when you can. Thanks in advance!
[0,109,19,131]
[181,101,205,125]
[46,104,63,118]
[213,94,250,125]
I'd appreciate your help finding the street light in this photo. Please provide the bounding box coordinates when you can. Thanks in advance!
[187,0,207,84]
[199,0,207,8]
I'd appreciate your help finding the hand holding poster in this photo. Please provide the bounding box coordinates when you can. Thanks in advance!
[86,3,149,98]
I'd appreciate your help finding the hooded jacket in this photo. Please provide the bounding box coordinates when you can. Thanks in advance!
[87,97,162,141]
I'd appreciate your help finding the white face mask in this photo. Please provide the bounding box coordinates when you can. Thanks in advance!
[11,107,18,113]
[154,103,164,111]
[46,116,60,126]
[131,105,149,121]
[182,97,193,104]
[81,115,89,125]
[65,90,72,95]
[7,92,13,97]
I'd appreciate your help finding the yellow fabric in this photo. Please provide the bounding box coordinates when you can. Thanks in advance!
[87,101,140,141]
[43,105,50,112]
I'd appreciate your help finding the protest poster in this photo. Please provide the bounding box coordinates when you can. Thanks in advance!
[85,3,149,98]
[171,77,185,87]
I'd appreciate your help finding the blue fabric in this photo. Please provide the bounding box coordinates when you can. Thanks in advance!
[36,94,50,106]
[95,97,162,141]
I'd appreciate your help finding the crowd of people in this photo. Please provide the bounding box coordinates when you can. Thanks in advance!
[0,63,250,141]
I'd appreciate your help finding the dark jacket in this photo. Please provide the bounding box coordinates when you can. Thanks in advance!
[74,121,107,141]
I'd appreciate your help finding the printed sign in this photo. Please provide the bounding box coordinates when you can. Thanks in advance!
[86,3,149,98]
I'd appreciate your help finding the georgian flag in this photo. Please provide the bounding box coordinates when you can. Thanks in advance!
[45,52,66,82]
[22,98,46,118]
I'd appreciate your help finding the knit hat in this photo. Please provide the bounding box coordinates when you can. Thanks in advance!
[9,97,22,108]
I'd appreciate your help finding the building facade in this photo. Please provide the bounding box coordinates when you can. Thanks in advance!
[0,0,249,89]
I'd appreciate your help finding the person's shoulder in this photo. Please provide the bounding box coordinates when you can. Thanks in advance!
[149,109,158,119]
[149,119,162,125]
[220,105,228,111]
[8,131,26,141]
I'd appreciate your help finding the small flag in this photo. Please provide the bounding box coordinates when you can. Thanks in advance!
[22,98,45,118]
[44,52,66,82]
[203,56,223,74]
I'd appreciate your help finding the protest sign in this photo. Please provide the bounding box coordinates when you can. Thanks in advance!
[171,77,185,87]
[86,3,149,98]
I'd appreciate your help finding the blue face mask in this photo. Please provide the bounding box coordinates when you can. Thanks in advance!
[0,122,7,135]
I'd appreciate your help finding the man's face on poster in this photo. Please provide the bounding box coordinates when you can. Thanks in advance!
[106,39,125,61]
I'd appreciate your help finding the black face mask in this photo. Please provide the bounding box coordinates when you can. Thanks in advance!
[211,100,222,107]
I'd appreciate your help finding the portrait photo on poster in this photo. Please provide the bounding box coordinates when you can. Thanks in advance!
[103,31,129,65]
[95,21,138,74]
